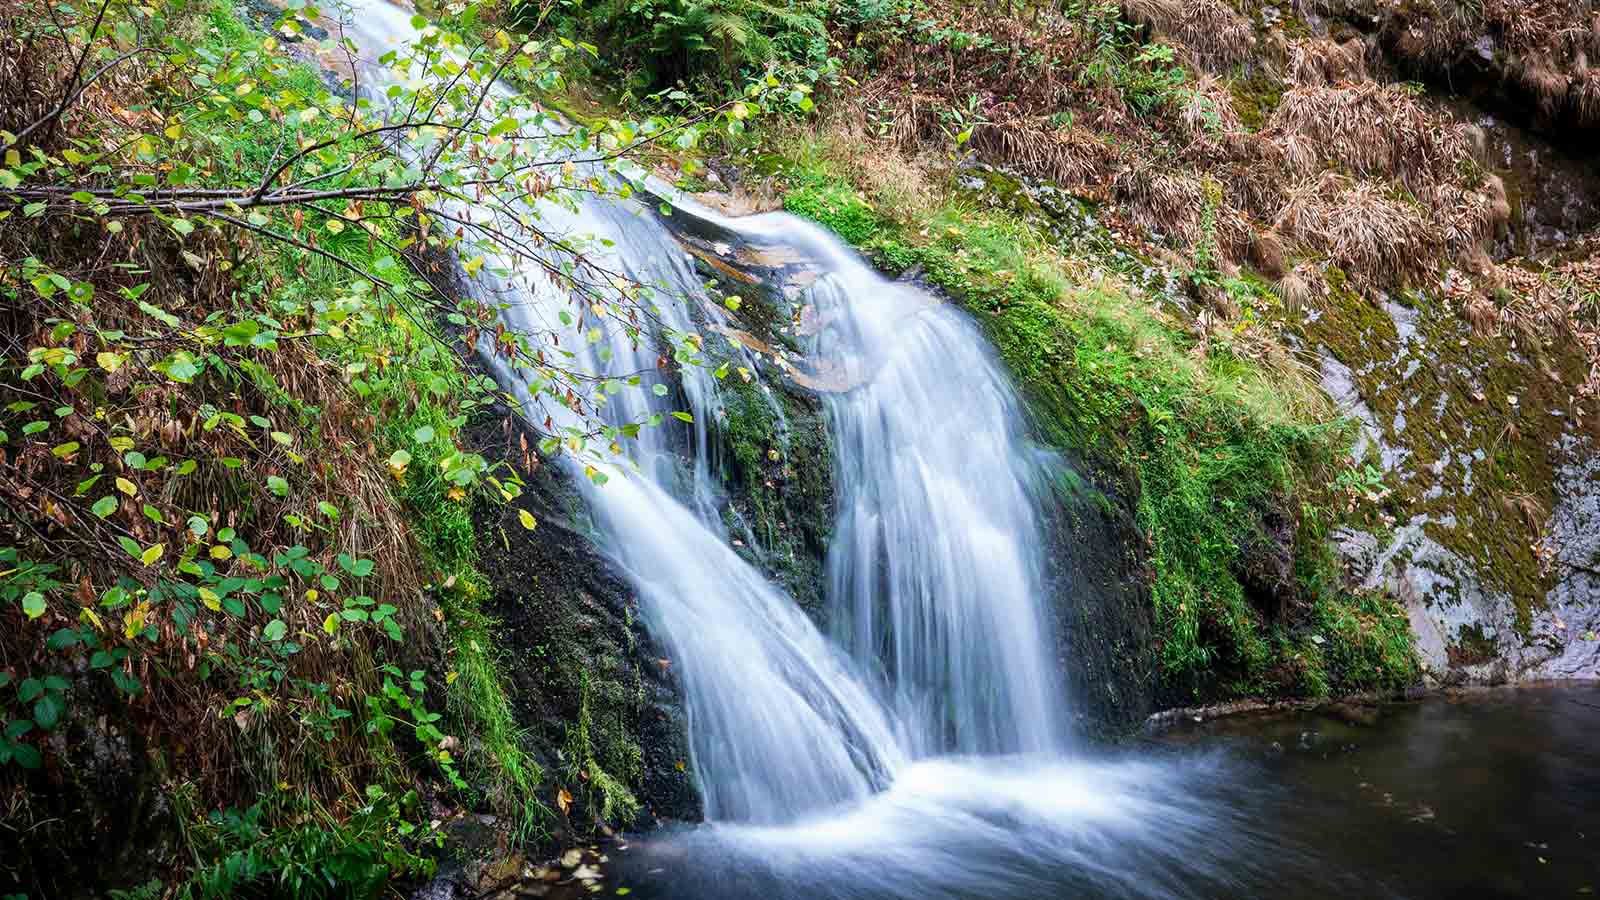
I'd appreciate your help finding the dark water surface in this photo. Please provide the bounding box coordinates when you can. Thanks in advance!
[607,685,1599,900]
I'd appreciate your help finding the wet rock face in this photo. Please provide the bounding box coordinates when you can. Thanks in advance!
[1308,285,1600,685]
[0,689,177,898]
[465,411,700,831]
[1233,499,1298,624]
[1039,456,1160,736]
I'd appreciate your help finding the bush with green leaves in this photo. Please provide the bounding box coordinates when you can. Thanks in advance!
[0,0,804,891]
[543,0,838,95]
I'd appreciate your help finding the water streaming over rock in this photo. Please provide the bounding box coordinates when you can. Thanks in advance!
[334,0,1069,826]
[727,217,1065,757]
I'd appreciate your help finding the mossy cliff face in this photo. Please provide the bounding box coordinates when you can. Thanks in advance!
[462,410,700,832]
[1302,272,1600,683]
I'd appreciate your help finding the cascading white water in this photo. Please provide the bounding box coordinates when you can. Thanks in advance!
[333,1,902,824]
[313,11,1283,899]
[333,0,1067,823]
[733,218,1065,757]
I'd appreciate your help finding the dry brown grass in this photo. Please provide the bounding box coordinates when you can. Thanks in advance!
[1286,38,1369,87]
[1274,174,1437,285]
[1275,264,1318,315]
[1114,166,1207,246]
[1121,0,1256,69]
[824,0,1586,346]
[1175,75,1246,144]
[974,116,1122,188]
[1267,84,1472,191]
[1574,68,1600,126]
[1250,228,1289,279]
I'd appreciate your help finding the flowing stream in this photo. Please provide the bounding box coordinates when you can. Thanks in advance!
[333,0,1083,823]
[329,4,1268,897]
[329,8,1600,900]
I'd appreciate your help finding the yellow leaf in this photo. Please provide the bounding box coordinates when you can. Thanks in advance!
[110,436,134,452]
[79,607,104,630]
[139,543,164,566]
[445,670,459,685]
[198,586,221,611]
[517,509,537,530]
[96,351,125,372]
[124,599,151,638]
[305,589,318,602]
[4,149,18,167]
[323,612,339,635]
[556,788,572,814]
[209,544,232,560]
[115,477,137,496]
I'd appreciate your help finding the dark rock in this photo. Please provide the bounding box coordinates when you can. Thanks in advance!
[463,410,700,834]
[1232,497,1298,624]
[1040,452,1160,738]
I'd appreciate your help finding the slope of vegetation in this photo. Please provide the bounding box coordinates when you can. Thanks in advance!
[0,0,773,892]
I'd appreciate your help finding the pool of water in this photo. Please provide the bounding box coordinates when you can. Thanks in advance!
[604,685,1599,900]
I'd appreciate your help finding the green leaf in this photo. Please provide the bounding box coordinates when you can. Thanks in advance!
[21,591,46,619]
[671,411,694,423]
[18,679,44,702]
[160,351,200,383]
[92,495,118,517]
[412,425,435,444]
[187,515,209,537]
[262,619,287,641]
[270,431,293,446]
[12,742,41,769]
[266,475,289,496]
[33,694,63,731]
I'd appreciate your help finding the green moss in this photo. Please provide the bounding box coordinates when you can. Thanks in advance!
[1228,70,1284,132]
[714,363,834,616]
[782,180,885,246]
[563,673,642,825]
[1300,267,1574,637]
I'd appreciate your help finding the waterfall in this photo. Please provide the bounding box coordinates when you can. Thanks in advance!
[337,0,1065,828]
[716,216,1066,757]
